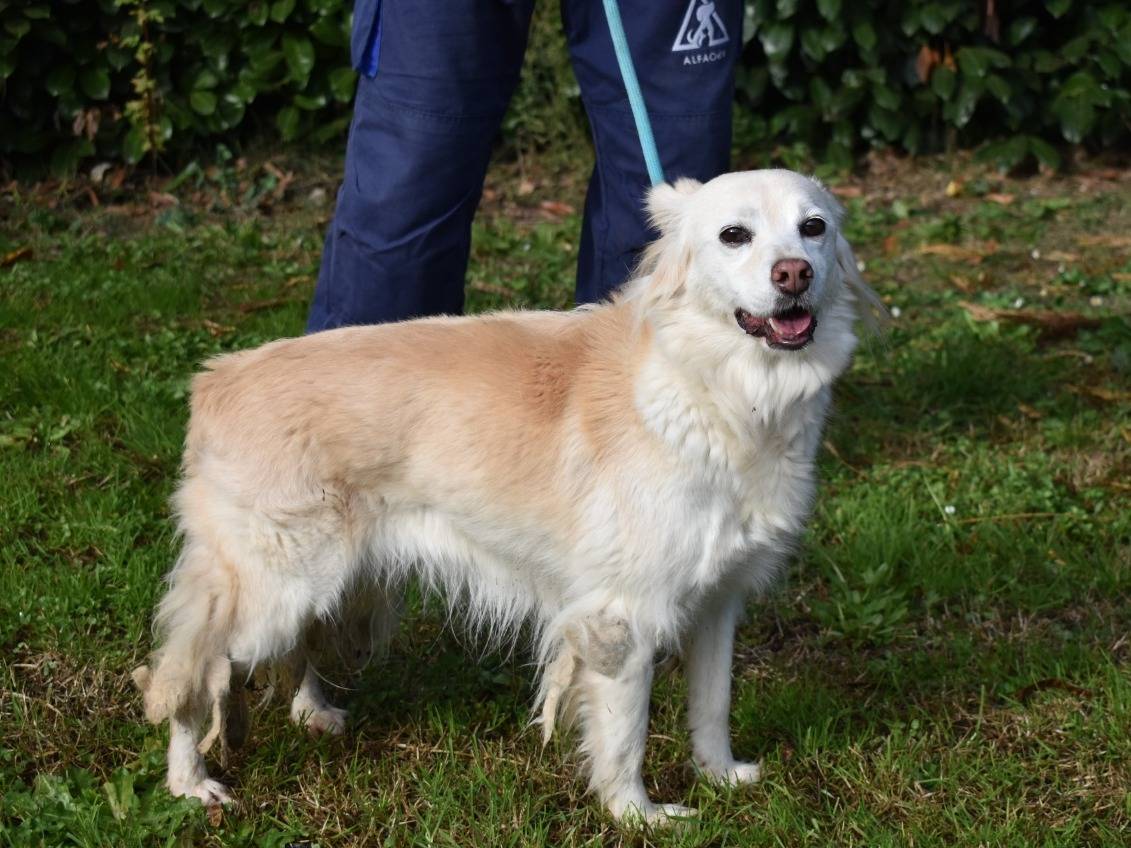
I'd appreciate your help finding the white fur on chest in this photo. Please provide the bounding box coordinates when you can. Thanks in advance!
[633,349,833,597]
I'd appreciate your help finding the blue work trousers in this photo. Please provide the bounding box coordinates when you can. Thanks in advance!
[308,0,742,330]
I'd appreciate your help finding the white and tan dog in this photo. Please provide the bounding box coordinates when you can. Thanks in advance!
[134,169,882,823]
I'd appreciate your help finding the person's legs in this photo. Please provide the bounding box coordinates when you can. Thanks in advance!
[308,0,536,331]
[561,0,742,302]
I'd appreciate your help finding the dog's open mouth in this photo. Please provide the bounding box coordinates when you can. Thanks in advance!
[735,306,816,350]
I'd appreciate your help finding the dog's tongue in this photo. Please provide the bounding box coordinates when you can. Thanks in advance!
[769,311,813,337]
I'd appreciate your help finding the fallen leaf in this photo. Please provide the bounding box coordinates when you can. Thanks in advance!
[829,185,862,198]
[262,160,285,181]
[148,191,178,208]
[235,297,294,313]
[949,274,973,293]
[917,242,996,263]
[1068,385,1131,403]
[945,179,963,198]
[539,200,575,218]
[1,246,32,268]
[959,300,1102,340]
[469,281,515,298]
[201,319,235,337]
[1075,234,1131,248]
[282,275,311,291]
[985,192,1014,205]
[919,243,971,259]
[1017,403,1042,419]
[1043,250,1079,263]
[1080,167,1123,181]
[206,802,223,827]
[882,234,899,256]
[262,161,295,198]
[517,179,535,196]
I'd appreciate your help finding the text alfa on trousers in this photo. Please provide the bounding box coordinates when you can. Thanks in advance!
[682,49,727,65]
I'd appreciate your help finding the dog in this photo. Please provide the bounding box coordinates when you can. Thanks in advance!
[133,169,883,824]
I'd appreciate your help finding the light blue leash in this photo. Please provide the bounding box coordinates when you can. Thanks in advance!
[601,0,666,186]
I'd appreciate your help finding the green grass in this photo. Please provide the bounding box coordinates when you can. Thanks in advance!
[1,156,1129,847]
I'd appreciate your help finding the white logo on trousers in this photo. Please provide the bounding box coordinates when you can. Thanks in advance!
[672,0,729,52]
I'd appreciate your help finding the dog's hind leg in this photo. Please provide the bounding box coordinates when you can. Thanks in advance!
[222,663,251,759]
[289,662,348,735]
[167,708,233,805]
[289,580,402,735]
[137,530,345,803]
[133,542,241,804]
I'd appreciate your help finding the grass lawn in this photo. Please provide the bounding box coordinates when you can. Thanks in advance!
[1,152,1129,847]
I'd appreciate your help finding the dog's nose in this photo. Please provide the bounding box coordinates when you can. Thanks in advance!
[771,258,813,295]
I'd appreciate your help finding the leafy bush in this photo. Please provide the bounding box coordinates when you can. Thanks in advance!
[738,0,1131,169]
[1,0,356,172]
[1,0,1128,172]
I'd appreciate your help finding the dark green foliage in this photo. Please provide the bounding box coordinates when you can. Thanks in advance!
[0,0,356,172]
[1,1,1129,171]
[738,0,1131,167]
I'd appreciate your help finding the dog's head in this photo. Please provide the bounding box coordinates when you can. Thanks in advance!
[640,169,882,353]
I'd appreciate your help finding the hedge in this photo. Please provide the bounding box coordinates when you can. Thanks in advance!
[1,0,356,172]
[737,0,1131,170]
[1,0,1129,173]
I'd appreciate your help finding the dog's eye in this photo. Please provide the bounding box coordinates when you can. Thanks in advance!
[719,225,752,246]
[800,217,826,237]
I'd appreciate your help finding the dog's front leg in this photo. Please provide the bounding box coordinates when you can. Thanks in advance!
[573,616,695,825]
[685,594,761,785]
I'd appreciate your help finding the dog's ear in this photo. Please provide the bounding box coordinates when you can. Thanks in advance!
[836,233,888,332]
[646,178,701,235]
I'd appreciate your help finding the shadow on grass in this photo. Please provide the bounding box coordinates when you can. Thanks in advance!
[344,624,539,737]
[833,323,1076,460]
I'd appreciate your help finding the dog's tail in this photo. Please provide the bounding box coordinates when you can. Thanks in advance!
[836,233,889,333]
[132,540,239,754]
[535,644,579,745]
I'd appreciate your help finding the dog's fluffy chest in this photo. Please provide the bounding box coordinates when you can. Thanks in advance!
[633,360,831,591]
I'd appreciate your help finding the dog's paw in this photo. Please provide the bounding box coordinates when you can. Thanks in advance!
[169,777,233,806]
[647,803,698,825]
[292,703,349,736]
[695,758,762,786]
[612,800,698,827]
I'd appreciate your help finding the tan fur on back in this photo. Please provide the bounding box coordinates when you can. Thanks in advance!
[189,303,646,549]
